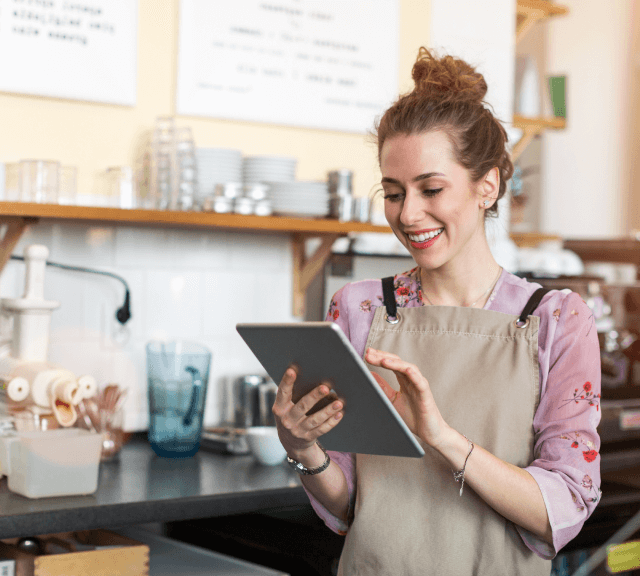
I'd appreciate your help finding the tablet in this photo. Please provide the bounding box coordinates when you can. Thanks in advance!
[236,322,425,458]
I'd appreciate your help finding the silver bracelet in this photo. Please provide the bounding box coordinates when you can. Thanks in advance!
[287,443,331,475]
[452,435,474,496]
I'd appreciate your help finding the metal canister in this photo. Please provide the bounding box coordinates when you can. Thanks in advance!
[353,197,372,222]
[232,375,264,428]
[329,194,354,221]
[258,377,278,427]
[328,170,353,197]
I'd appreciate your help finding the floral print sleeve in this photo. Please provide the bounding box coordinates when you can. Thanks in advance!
[516,291,602,559]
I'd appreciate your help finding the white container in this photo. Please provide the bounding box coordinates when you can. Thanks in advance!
[245,426,286,466]
[515,55,541,117]
[0,428,102,498]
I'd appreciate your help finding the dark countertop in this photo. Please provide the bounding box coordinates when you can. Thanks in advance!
[0,434,306,539]
[2,433,639,543]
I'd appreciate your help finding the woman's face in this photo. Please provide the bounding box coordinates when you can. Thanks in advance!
[380,130,493,272]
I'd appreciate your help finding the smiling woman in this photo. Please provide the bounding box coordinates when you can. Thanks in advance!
[270,47,602,576]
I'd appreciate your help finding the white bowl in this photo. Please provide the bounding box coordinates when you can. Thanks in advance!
[245,426,287,466]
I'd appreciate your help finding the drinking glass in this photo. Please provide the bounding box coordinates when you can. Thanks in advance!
[3,163,21,201]
[146,341,212,458]
[106,166,135,208]
[19,160,60,203]
[58,166,77,205]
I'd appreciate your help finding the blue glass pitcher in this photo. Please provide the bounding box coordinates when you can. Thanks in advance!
[146,341,212,458]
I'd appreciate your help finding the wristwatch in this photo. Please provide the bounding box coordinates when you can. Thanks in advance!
[287,443,331,475]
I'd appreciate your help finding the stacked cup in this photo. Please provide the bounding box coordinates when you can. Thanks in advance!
[151,116,177,210]
[150,117,198,211]
[175,128,198,211]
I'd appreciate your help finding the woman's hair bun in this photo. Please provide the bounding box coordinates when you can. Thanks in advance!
[411,47,487,105]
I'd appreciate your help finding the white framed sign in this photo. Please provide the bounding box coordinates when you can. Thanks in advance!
[177,0,399,134]
[0,0,137,106]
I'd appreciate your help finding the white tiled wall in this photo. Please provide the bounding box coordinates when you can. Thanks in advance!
[0,222,297,431]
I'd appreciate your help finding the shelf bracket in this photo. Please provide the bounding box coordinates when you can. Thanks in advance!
[511,125,542,163]
[516,9,546,44]
[292,233,342,318]
[0,217,38,275]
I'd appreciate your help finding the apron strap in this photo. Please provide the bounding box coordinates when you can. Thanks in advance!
[382,277,550,326]
[381,276,397,320]
[516,287,552,327]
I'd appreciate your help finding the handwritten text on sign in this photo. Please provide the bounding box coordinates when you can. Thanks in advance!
[176,0,399,134]
[0,0,137,105]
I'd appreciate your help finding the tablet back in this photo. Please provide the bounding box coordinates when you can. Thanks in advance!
[236,322,425,458]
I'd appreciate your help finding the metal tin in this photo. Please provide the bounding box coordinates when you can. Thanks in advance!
[329,194,354,221]
[353,197,372,222]
[328,170,353,196]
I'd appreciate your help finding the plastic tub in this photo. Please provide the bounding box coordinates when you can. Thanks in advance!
[0,428,102,498]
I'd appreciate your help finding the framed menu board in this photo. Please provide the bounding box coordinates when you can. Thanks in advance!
[0,0,136,105]
[176,0,399,134]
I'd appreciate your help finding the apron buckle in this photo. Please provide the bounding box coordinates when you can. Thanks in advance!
[385,313,400,325]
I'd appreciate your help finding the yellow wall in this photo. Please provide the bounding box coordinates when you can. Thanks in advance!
[0,0,431,202]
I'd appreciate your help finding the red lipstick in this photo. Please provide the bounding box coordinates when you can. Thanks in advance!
[406,228,443,250]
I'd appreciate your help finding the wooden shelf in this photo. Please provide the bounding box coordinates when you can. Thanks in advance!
[0,203,391,318]
[0,204,570,314]
[563,239,640,267]
[0,202,390,235]
[510,231,562,248]
[511,115,567,162]
[516,0,568,45]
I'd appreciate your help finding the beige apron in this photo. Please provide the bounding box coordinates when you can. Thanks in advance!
[337,283,552,576]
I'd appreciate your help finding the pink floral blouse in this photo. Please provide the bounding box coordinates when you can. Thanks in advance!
[305,267,601,560]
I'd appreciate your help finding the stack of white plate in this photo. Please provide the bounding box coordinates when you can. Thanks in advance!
[196,148,243,199]
[268,181,330,218]
[243,156,296,184]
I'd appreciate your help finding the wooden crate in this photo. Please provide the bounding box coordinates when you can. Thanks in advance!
[0,529,149,576]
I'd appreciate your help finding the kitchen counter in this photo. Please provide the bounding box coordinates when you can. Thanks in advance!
[0,434,306,539]
[2,433,639,549]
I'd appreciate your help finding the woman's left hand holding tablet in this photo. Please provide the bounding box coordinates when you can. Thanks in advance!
[365,348,450,449]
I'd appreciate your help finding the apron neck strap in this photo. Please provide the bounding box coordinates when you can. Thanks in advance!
[517,288,552,325]
[383,276,550,324]
[382,277,397,319]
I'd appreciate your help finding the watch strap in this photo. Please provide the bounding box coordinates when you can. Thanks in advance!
[287,443,331,475]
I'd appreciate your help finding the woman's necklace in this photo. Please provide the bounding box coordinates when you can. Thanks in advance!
[420,266,503,308]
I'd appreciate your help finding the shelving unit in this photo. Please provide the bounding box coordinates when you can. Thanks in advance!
[511,0,568,163]
[0,202,391,318]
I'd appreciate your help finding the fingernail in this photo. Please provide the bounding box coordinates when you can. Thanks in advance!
[334,413,342,420]
[333,402,342,410]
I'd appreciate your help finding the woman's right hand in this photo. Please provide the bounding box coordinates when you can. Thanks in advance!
[272,366,344,459]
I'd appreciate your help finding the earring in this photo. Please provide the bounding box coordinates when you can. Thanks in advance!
[483,200,489,207]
